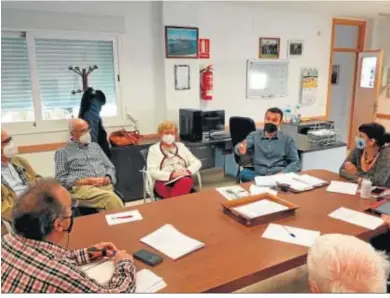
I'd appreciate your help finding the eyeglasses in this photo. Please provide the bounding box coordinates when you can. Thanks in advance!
[1,137,12,145]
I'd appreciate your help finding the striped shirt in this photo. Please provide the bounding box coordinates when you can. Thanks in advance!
[1,233,136,293]
[55,141,116,189]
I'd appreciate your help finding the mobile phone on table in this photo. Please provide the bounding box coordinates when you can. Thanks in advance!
[133,249,163,267]
[371,187,385,195]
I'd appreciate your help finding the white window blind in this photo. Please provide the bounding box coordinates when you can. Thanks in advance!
[1,36,34,122]
[34,38,117,120]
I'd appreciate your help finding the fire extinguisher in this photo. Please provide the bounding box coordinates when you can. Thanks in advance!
[200,65,213,100]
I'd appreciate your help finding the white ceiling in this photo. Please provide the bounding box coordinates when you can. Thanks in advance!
[2,1,390,19]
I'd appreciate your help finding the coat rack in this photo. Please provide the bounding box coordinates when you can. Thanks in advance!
[68,65,98,95]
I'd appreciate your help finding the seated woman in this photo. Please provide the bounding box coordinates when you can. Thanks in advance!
[147,120,202,199]
[339,122,390,188]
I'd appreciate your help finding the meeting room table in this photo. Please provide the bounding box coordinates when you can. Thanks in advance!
[67,170,389,293]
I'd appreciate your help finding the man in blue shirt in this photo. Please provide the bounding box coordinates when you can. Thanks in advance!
[234,107,301,182]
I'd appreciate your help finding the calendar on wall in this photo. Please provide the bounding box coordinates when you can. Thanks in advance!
[246,59,289,99]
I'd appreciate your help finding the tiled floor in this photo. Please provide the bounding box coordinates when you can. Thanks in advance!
[124,177,309,293]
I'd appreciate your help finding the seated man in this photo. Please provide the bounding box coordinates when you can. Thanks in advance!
[307,234,389,293]
[55,118,123,211]
[234,107,301,182]
[1,128,41,234]
[1,179,136,293]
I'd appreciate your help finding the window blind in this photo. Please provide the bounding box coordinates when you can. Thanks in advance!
[34,39,117,112]
[1,36,34,112]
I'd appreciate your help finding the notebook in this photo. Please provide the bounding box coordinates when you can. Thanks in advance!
[262,224,321,247]
[216,185,250,200]
[80,261,167,293]
[273,173,314,192]
[294,174,327,187]
[164,175,191,186]
[140,224,205,260]
[249,185,278,196]
[233,199,289,219]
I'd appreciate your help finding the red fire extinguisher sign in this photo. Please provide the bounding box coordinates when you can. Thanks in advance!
[199,38,210,59]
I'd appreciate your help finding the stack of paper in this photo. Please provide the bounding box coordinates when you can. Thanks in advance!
[80,261,167,292]
[136,269,167,293]
[326,181,358,195]
[249,185,278,196]
[105,210,143,226]
[140,224,205,260]
[233,199,288,219]
[216,185,249,200]
[273,173,314,192]
[255,176,277,187]
[262,223,321,247]
[329,207,384,230]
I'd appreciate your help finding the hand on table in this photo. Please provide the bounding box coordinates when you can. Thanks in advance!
[238,140,247,155]
[344,162,358,175]
[87,242,118,261]
[382,215,390,228]
[89,177,110,187]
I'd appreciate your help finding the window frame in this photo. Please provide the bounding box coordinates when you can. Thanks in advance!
[2,29,123,136]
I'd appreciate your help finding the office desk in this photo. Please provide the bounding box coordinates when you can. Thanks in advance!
[67,170,387,293]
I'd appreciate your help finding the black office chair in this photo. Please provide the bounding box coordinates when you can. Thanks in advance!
[140,148,200,202]
[229,116,257,182]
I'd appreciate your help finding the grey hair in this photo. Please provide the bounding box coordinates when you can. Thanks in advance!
[307,234,390,293]
[12,179,66,241]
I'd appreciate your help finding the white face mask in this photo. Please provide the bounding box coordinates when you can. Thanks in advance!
[162,134,175,145]
[3,141,18,158]
[79,132,91,144]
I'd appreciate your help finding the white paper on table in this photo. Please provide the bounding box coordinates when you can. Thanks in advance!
[249,184,278,196]
[233,199,288,219]
[216,185,249,200]
[140,224,205,260]
[262,223,321,247]
[79,259,115,285]
[326,181,358,195]
[273,173,314,192]
[329,207,385,230]
[255,176,277,187]
[136,269,167,293]
[105,210,143,226]
[80,262,167,293]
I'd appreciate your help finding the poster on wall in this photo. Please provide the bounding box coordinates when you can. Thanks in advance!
[360,57,377,88]
[199,38,210,59]
[300,68,318,106]
[165,26,199,59]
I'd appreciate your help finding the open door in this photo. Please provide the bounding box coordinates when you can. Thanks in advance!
[349,49,383,147]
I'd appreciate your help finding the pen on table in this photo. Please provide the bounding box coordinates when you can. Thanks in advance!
[114,215,133,220]
[282,225,296,238]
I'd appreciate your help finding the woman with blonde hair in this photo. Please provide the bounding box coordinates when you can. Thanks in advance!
[147,120,202,199]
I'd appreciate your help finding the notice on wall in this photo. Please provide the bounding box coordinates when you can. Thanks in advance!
[300,68,318,106]
[199,38,210,59]
[360,57,377,89]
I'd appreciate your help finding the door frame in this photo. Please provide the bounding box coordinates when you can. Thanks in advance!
[326,18,367,148]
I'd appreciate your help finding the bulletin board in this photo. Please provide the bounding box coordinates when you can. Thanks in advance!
[246,59,289,99]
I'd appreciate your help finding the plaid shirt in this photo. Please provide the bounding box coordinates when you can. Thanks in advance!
[55,141,116,189]
[1,233,136,293]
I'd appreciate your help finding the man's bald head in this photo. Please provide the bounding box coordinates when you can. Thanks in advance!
[68,118,90,143]
[12,179,73,241]
[1,128,9,142]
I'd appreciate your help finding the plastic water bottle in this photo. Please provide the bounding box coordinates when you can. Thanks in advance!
[360,178,372,199]
[285,106,292,123]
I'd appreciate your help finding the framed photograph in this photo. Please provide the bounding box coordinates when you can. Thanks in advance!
[165,26,199,59]
[331,65,340,85]
[288,40,304,57]
[174,65,190,90]
[259,38,280,59]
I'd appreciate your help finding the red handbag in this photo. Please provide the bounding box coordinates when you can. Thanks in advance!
[109,129,142,147]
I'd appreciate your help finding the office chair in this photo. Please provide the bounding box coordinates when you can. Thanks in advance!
[74,189,126,217]
[140,148,202,203]
[229,116,257,182]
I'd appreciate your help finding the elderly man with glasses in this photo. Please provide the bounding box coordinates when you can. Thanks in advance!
[1,128,41,235]
[54,118,124,211]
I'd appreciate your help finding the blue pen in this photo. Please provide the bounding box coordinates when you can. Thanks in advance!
[282,225,296,238]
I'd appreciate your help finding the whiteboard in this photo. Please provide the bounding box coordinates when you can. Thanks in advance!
[246,60,289,99]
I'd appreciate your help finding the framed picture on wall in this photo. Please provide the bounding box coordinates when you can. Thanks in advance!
[165,26,199,59]
[259,37,280,59]
[331,65,340,85]
[287,40,304,57]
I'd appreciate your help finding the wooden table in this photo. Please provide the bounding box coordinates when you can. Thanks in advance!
[68,170,388,293]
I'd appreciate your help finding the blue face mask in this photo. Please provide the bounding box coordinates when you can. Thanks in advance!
[355,137,367,149]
